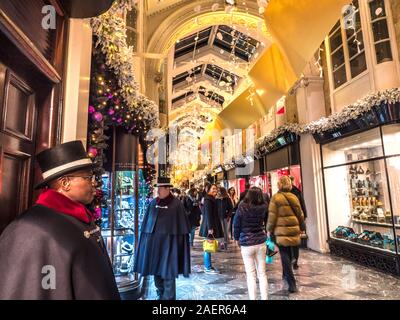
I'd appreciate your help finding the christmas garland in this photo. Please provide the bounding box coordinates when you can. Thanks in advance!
[304,87,400,134]
[91,0,160,129]
[255,88,400,152]
[88,47,156,221]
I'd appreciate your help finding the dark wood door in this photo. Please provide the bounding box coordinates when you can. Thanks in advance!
[0,60,39,234]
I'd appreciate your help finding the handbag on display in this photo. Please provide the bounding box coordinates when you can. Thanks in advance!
[203,235,219,253]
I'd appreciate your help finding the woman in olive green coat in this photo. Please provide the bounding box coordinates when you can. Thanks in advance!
[267,176,305,293]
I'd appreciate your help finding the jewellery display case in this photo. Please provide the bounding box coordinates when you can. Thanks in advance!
[321,123,400,274]
[101,170,136,286]
[100,128,150,298]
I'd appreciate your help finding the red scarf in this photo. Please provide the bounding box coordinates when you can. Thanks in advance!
[36,189,93,224]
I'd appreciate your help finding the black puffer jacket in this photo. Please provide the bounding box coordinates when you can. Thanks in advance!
[233,203,267,247]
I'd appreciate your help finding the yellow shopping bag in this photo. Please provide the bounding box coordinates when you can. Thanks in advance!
[203,238,219,253]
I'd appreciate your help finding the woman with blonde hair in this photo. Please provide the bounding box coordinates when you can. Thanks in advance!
[267,176,305,293]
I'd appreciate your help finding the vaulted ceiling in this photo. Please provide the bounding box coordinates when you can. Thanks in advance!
[169,23,264,137]
[143,0,267,173]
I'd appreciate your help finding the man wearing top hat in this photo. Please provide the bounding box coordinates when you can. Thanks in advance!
[133,177,191,300]
[0,141,120,300]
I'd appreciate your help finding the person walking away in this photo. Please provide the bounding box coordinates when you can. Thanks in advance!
[184,188,202,247]
[228,187,238,240]
[289,176,307,270]
[0,141,120,299]
[267,176,305,293]
[233,187,268,300]
[199,184,224,274]
[216,187,233,250]
[134,177,191,300]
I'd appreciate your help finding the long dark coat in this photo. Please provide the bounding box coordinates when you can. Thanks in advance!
[0,205,120,300]
[133,196,191,279]
[199,195,224,238]
[216,197,233,220]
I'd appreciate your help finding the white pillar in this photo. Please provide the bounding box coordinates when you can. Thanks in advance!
[296,77,329,253]
[62,19,93,148]
[300,134,329,253]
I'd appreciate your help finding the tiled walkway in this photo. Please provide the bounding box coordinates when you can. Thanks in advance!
[140,236,400,300]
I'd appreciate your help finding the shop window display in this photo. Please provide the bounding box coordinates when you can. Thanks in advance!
[322,125,400,254]
[249,175,268,193]
[101,171,136,285]
[100,168,150,289]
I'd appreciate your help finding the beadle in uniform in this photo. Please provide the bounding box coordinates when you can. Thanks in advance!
[133,177,191,300]
[0,141,120,300]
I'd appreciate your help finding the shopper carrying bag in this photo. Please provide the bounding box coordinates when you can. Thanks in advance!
[234,187,268,300]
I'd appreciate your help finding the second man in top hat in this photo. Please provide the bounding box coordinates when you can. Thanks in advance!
[133,176,191,300]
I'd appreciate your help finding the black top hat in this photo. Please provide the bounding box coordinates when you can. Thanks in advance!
[35,140,94,189]
[154,177,173,188]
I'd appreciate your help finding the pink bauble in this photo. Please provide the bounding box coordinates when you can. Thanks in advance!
[92,112,103,122]
[88,147,98,158]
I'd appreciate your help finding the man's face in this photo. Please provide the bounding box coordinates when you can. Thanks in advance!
[61,169,96,205]
[157,186,170,199]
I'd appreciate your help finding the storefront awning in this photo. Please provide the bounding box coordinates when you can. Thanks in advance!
[209,0,351,131]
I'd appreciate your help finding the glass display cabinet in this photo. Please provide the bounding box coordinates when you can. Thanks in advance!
[101,170,136,289]
[100,128,150,298]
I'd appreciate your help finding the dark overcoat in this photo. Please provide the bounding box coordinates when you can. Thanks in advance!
[0,205,120,300]
[133,197,191,279]
[199,195,224,238]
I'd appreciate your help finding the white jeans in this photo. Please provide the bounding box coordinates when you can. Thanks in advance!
[240,243,268,300]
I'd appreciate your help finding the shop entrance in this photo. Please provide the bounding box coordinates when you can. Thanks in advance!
[0,32,52,235]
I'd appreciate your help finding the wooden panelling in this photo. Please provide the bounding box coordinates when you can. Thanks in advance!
[2,70,35,141]
[0,0,56,61]
[0,149,31,234]
[0,60,38,235]
[0,0,68,232]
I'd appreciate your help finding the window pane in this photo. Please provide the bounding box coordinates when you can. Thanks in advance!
[329,21,341,35]
[126,29,137,50]
[322,127,383,167]
[372,19,390,42]
[382,124,400,156]
[126,8,138,28]
[350,52,367,78]
[347,31,365,58]
[330,28,343,52]
[333,65,347,89]
[375,40,393,63]
[369,0,387,20]
[331,47,345,70]
[325,159,395,253]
